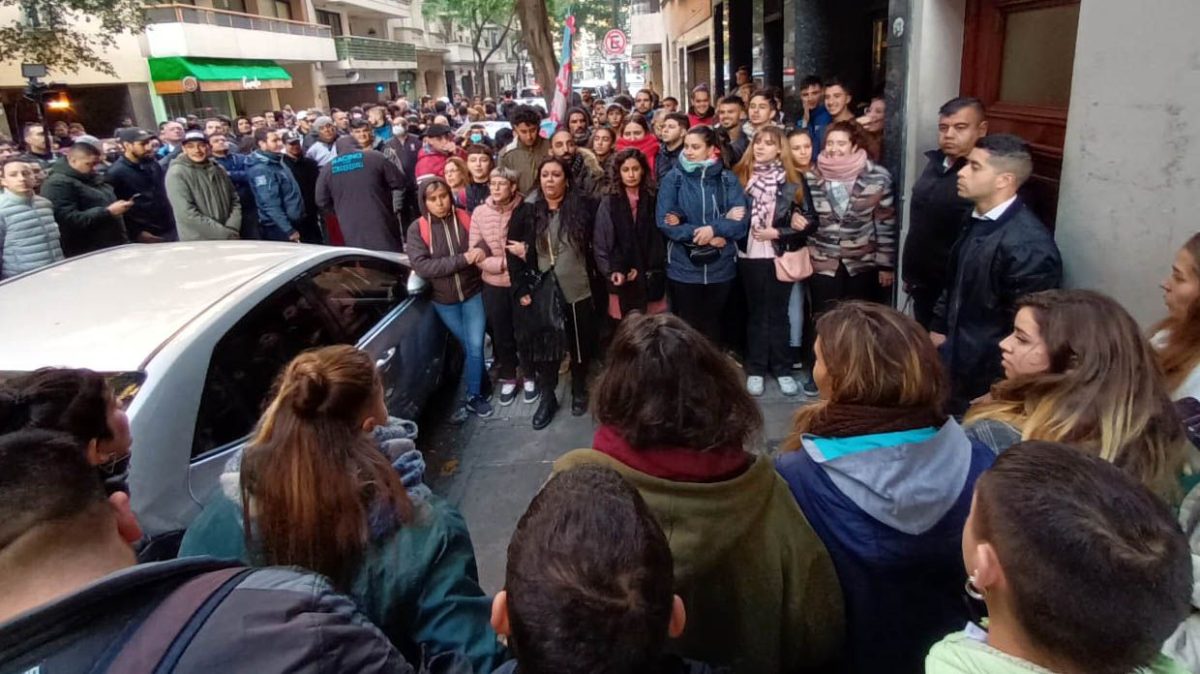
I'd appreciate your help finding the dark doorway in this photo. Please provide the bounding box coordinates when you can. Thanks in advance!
[961,0,1080,227]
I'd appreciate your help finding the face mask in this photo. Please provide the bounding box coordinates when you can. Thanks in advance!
[470,133,483,143]
[105,150,121,163]
[393,125,406,137]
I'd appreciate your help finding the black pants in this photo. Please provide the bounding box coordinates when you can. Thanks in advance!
[669,279,733,346]
[908,283,943,330]
[804,262,883,361]
[481,284,520,381]
[538,296,596,400]
[740,259,792,377]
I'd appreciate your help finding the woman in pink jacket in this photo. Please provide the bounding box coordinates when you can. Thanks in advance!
[468,167,533,407]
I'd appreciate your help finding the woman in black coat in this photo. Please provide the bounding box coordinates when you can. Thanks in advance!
[593,148,667,319]
[506,156,599,429]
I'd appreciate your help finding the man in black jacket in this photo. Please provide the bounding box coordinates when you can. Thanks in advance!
[106,127,177,243]
[931,134,1062,414]
[40,143,133,257]
[655,112,688,183]
[902,97,988,327]
[282,131,324,243]
[315,140,406,252]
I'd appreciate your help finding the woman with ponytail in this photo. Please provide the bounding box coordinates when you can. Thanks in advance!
[732,126,815,397]
[656,125,750,344]
[179,345,504,672]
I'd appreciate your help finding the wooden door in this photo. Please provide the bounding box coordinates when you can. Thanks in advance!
[961,0,1080,227]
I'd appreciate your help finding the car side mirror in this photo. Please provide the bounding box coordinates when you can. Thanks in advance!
[407,272,431,296]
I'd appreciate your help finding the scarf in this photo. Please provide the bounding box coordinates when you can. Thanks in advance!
[616,134,661,174]
[816,147,869,182]
[679,155,719,174]
[625,186,640,214]
[746,161,786,230]
[804,402,947,439]
[593,425,751,483]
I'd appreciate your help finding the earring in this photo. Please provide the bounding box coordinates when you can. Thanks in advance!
[965,574,986,601]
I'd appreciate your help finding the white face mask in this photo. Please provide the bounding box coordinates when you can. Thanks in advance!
[393,125,406,137]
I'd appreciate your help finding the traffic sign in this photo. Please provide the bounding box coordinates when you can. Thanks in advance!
[603,29,627,58]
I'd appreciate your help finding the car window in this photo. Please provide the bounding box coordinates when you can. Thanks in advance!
[306,257,409,344]
[191,280,341,458]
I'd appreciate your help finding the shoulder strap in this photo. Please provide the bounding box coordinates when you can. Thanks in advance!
[106,567,251,674]
[419,216,431,246]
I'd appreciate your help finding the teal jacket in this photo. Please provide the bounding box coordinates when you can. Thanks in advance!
[179,486,505,673]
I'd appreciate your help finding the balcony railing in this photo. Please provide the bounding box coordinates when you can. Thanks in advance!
[144,4,332,38]
[335,35,416,62]
[393,26,424,43]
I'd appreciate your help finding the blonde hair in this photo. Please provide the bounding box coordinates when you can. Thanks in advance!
[967,290,1187,501]
[782,302,945,451]
[733,125,805,188]
[1154,233,1200,393]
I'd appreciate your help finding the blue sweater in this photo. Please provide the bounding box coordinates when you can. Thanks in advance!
[775,420,994,674]
[654,162,749,285]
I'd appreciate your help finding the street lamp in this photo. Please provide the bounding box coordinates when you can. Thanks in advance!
[22,63,63,157]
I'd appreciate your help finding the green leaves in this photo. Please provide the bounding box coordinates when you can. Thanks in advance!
[0,0,147,77]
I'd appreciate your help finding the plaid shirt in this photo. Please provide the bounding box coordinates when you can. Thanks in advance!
[806,161,897,276]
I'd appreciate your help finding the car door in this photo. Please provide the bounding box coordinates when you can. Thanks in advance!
[301,255,448,420]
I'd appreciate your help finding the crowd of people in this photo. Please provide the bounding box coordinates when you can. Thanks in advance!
[1,77,1200,674]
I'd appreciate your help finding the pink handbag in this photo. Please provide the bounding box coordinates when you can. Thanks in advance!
[774,246,814,282]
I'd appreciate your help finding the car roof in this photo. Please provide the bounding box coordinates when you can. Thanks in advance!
[0,242,335,372]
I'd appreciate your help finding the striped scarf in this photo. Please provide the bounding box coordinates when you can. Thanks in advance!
[746,161,786,230]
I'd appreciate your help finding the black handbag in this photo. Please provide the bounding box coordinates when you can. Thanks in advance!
[684,243,722,265]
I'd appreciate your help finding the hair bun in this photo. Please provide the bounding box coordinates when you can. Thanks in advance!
[290,362,330,418]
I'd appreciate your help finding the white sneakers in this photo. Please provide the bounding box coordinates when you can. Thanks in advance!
[777,376,799,396]
[746,376,765,396]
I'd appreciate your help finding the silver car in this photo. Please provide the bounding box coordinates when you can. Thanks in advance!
[0,242,452,550]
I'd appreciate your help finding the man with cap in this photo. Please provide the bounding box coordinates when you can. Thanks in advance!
[413,123,462,185]
[281,129,323,243]
[106,127,177,244]
[246,128,304,242]
[316,129,406,252]
[305,116,339,167]
[387,114,423,227]
[165,129,240,240]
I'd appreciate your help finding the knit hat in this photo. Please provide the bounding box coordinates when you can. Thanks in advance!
[313,115,335,129]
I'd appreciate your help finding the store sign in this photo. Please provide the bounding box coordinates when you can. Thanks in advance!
[242,76,263,90]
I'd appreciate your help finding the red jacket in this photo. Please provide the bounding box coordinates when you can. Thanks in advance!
[413,146,466,183]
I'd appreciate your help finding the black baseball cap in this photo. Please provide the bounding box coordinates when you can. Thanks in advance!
[423,123,454,139]
[117,127,154,143]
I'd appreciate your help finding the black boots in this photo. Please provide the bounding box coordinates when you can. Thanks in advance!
[532,394,558,430]
[570,392,588,417]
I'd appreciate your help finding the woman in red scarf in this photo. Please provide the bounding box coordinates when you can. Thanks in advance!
[552,312,844,674]
[615,114,661,176]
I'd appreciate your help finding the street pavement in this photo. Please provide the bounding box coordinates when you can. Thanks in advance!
[423,373,814,594]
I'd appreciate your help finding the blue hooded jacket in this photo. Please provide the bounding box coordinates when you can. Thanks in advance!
[246,150,304,237]
[655,161,749,285]
[775,419,994,674]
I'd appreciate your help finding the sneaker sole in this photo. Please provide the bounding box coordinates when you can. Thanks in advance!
[523,394,541,404]
[499,395,517,407]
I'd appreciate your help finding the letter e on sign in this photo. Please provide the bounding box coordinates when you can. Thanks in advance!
[603,29,627,57]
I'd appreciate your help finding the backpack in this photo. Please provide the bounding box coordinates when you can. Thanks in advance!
[417,208,471,248]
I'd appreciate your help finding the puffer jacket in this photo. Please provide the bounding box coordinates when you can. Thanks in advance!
[405,208,483,305]
[0,557,414,674]
[39,161,128,257]
[0,190,63,278]
[655,161,750,285]
[165,154,241,241]
[468,195,521,287]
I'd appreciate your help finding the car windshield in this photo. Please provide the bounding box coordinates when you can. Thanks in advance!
[0,370,146,410]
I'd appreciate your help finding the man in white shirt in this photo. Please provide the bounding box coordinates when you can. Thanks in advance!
[930,134,1062,413]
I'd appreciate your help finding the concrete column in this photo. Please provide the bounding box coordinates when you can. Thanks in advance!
[728,0,753,77]
[762,0,784,88]
[1055,0,1200,325]
[792,0,831,81]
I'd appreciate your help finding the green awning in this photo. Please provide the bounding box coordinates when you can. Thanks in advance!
[148,57,291,83]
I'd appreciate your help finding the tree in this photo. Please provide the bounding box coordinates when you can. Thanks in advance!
[0,0,147,77]
[514,0,559,106]
[423,0,515,98]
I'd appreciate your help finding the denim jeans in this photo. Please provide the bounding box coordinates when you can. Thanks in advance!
[434,294,487,398]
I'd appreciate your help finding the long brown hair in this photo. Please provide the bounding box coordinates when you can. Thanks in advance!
[593,313,762,450]
[1154,233,1200,392]
[967,289,1186,501]
[782,302,946,451]
[733,125,807,206]
[240,345,411,588]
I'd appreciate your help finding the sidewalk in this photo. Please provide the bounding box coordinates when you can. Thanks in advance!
[424,376,811,593]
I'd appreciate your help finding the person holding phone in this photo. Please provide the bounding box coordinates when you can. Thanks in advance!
[106,127,177,244]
